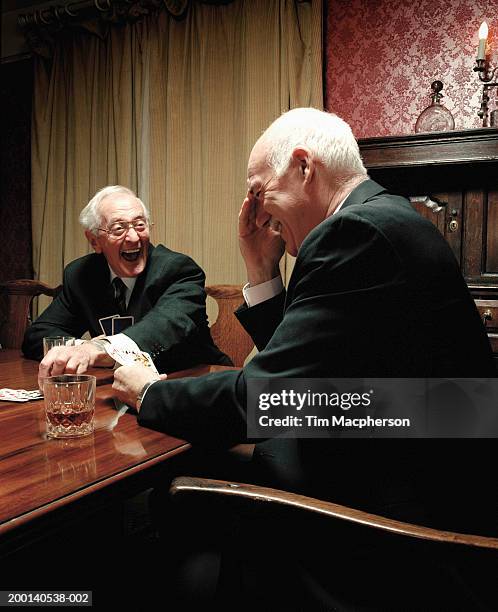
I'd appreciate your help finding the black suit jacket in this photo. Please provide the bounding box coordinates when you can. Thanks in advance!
[139,182,495,526]
[22,244,231,372]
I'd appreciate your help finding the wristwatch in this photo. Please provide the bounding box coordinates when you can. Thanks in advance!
[136,380,158,411]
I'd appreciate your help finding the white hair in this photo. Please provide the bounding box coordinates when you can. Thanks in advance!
[260,108,367,180]
[79,185,150,234]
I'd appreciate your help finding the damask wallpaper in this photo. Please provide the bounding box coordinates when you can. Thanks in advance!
[325,0,498,138]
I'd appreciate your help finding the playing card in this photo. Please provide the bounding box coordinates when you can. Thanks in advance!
[112,316,134,334]
[108,347,159,373]
[136,351,158,373]
[99,315,118,336]
[104,334,159,374]
[0,388,44,402]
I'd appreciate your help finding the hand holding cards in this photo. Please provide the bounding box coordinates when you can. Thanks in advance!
[101,334,158,374]
[102,334,159,413]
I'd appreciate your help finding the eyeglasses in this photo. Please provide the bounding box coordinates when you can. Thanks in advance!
[97,219,152,239]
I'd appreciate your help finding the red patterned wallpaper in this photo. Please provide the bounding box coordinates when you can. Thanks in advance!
[325,0,498,138]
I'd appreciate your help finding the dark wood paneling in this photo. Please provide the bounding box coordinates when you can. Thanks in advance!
[360,130,498,288]
[486,190,498,274]
[441,192,462,265]
[462,190,486,281]
[359,128,498,169]
[474,300,498,333]
[359,130,498,359]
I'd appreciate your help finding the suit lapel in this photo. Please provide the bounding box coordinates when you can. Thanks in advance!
[86,257,120,336]
[95,256,117,314]
[127,272,146,319]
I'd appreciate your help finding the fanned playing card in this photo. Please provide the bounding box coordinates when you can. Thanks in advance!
[104,334,159,374]
[0,388,44,402]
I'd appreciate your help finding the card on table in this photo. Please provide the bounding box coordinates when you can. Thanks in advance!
[0,388,44,402]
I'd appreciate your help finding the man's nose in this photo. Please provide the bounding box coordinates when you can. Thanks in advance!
[124,226,140,239]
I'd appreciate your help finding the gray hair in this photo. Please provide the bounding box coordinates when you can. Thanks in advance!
[79,185,150,234]
[260,108,367,180]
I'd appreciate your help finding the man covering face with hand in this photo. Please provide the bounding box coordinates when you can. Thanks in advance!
[111,109,496,609]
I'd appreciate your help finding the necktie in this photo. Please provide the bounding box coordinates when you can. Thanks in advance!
[112,277,127,314]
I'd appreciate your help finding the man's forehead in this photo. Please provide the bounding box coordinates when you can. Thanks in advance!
[100,194,142,219]
[247,142,272,187]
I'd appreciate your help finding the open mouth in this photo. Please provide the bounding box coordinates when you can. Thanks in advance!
[121,248,141,262]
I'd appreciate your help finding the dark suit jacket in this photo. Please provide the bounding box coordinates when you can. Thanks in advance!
[22,244,231,372]
[139,181,495,527]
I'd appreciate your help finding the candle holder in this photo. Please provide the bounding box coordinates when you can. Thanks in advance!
[473,59,498,127]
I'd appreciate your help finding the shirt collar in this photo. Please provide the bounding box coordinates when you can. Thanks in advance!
[108,267,137,293]
[332,195,348,215]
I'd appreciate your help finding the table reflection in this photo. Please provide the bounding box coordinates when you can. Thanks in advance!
[43,434,98,484]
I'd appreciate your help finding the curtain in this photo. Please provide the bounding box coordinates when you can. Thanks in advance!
[32,0,323,317]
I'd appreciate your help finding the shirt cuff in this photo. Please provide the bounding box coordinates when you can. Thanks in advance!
[242,276,284,307]
[106,333,140,352]
[139,379,161,406]
[81,333,133,350]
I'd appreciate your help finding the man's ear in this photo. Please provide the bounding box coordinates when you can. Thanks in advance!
[85,230,102,253]
[291,147,314,184]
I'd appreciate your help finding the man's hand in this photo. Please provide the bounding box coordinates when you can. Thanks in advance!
[113,365,166,411]
[38,341,114,388]
[238,192,285,286]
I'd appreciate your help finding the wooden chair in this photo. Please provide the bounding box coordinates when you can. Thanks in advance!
[170,476,498,550]
[170,476,498,605]
[0,279,62,349]
[205,285,255,460]
[205,285,254,368]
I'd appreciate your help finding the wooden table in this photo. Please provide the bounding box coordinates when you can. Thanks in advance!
[0,349,114,389]
[0,350,232,553]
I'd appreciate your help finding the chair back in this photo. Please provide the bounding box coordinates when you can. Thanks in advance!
[205,284,254,367]
[0,279,61,349]
[169,476,498,607]
[170,477,498,550]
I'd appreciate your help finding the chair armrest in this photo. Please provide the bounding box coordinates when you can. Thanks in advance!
[169,476,498,550]
[0,279,61,297]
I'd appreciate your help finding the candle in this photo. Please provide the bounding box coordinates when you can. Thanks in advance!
[477,22,488,60]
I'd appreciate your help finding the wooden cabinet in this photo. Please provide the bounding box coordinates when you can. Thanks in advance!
[474,299,498,356]
[358,128,498,363]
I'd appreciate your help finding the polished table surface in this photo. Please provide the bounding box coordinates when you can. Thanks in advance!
[0,350,232,539]
[0,349,114,389]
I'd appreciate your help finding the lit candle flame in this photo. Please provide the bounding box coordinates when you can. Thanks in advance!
[477,22,488,60]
